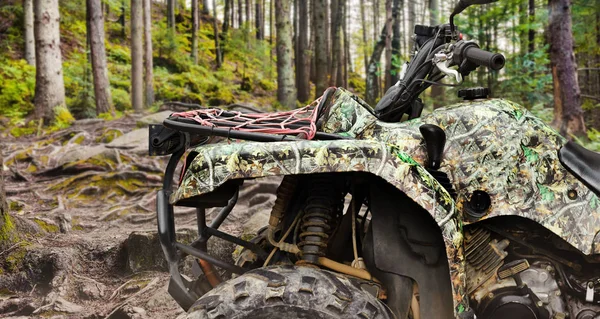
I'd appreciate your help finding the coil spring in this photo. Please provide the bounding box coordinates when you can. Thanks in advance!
[298,178,341,264]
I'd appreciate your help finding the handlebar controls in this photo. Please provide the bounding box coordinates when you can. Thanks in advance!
[464,46,505,70]
[453,41,505,71]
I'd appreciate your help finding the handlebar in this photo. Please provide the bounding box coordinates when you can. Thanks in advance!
[453,41,505,70]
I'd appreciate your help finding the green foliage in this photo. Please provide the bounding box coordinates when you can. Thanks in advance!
[0,58,35,119]
[52,106,76,130]
[585,129,600,152]
[348,72,366,96]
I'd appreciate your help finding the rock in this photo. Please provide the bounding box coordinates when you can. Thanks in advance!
[107,305,148,319]
[77,280,106,300]
[145,288,178,310]
[125,230,195,273]
[66,132,90,145]
[52,297,83,314]
[106,128,149,155]
[56,213,72,233]
[136,111,173,127]
[55,145,106,166]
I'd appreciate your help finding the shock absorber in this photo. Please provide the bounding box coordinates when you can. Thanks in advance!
[298,176,342,264]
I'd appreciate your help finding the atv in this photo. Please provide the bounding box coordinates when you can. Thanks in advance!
[150,0,600,318]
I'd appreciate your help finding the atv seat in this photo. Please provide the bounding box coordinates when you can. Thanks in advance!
[559,141,600,196]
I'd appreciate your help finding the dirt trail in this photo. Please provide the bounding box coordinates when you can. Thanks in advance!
[1,112,278,318]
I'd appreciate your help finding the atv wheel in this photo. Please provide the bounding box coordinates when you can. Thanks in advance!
[185,266,394,319]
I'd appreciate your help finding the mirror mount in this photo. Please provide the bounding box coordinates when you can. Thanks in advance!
[450,0,498,37]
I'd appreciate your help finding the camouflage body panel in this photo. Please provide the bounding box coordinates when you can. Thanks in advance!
[317,89,600,255]
[172,88,600,316]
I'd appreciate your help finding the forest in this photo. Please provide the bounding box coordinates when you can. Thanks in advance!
[1,0,600,318]
[0,0,598,146]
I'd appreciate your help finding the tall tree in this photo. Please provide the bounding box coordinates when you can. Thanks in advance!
[167,0,175,32]
[131,0,143,112]
[528,0,535,53]
[366,25,390,104]
[314,0,328,95]
[87,0,115,116]
[548,0,586,138]
[143,0,154,106]
[246,0,251,27]
[360,0,369,75]
[213,0,222,68]
[223,0,231,33]
[407,0,416,52]
[238,0,243,27]
[384,0,392,89]
[192,0,199,63]
[429,0,444,108]
[255,0,263,39]
[33,0,66,123]
[275,0,297,108]
[390,0,401,85]
[342,0,350,84]
[120,0,126,38]
[329,0,342,86]
[202,0,209,14]
[24,0,35,65]
[295,0,310,102]
[373,0,379,44]
[0,152,11,250]
[336,0,347,87]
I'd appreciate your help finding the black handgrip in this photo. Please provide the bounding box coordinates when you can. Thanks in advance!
[463,46,505,70]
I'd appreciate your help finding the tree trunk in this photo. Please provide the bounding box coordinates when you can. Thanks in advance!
[329,0,341,86]
[390,0,400,85]
[314,0,328,96]
[238,0,243,27]
[407,0,416,53]
[246,0,251,28]
[24,0,35,65]
[295,0,310,103]
[373,0,379,44]
[528,0,535,53]
[167,0,175,32]
[310,0,316,83]
[549,0,585,138]
[360,0,368,76]
[429,0,444,108]
[121,0,126,38]
[202,0,209,14]
[366,26,387,104]
[213,0,223,68]
[131,0,143,112]
[87,0,115,116]
[275,0,297,108]
[384,0,392,89]
[223,0,230,33]
[342,0,349,86]
[518,1,527,54]
[34,0,66,123]
[255,0,263,39]
[0,151,11,249]
[192,0,199,63]
[143,0,154,106]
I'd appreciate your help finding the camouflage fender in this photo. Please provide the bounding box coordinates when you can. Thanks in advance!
[172,139,470,315]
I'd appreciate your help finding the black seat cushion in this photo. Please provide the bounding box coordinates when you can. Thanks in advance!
[558,141,600,196]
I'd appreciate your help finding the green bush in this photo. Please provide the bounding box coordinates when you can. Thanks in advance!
[0,59,35,119]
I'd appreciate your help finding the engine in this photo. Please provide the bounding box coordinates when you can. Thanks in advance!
[466,227,600,319]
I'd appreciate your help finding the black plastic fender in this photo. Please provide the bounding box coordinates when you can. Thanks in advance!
[363,180,455,319]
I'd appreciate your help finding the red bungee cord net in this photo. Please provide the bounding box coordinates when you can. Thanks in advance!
[170,96,324,140]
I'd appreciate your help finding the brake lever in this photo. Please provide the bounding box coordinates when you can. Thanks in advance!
[434,53,463,84]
